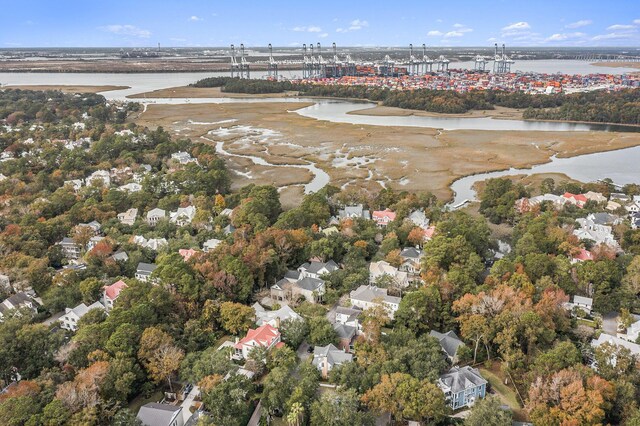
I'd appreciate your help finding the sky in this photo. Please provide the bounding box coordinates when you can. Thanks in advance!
[1,0,640,48]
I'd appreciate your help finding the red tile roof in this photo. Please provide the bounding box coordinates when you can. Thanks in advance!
[103,280,128,300]
[178,248,198,262]
[574,249,594,262]
[235,324,280,349]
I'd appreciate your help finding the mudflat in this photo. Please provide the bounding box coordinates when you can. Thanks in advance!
[127,86,296,99]
[132,100,640,203]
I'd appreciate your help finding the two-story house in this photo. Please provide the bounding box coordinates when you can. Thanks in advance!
[101,280,128,311]
[135,262,158,283]
[349,285,401,319]
[372,209,397,227]
[61,301,105,332]
[233,323,283,360]
[438,366,487,410]
[146,208,167,226]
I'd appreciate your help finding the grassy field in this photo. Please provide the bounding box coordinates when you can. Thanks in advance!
[128,389,164,414]
[5,85,129,94]
[479,363,528,422]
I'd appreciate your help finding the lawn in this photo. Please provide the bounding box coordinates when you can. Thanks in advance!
[479,363,528,422]
[127,389,164,415]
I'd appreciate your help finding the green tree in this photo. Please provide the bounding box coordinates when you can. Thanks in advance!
[395,286,441,334]
[464,396,513,426]
[310,388,374,426]
[307,317,338,347]
[219,302,255,335]
[280,318,309,349]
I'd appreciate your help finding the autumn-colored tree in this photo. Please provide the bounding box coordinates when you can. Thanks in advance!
[71,225,94,250]
[384,249,403,268]
[219,301,255,335]
[214,194,226,214]
[527,366,614,426]
[407,227,425,247]
[0,380,40,402]
[359,302,389,343]
[56,361,110,412]
[138,327,173,365]
[137,327,183,391]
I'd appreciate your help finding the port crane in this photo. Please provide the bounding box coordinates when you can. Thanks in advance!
[267,44,278,80]
[239,44,250,79]
[493,44,514,74]
[421,44,434,73]
[230,44,241,78]
[436,55,450,72]
[407,44,420,75]
[474,54,489,72]
[382,54,395,77]
[302,44,313,79]
[326,42,341,77]
[316,43,327,78]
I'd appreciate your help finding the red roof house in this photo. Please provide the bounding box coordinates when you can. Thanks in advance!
[101,280,128,311]
[178,248,198,262]
[562,193,587,208]
[572,248,594,263]
[372,209,397,227]
[233,324,282,359]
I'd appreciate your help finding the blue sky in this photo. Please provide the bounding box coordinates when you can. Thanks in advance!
[2,0,639,48]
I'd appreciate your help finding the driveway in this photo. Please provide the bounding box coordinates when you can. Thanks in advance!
[180,385,199,423]
[601,312,619,336]
[297,342,311,361]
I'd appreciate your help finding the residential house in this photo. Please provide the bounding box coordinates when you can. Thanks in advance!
[312,344,353,378]
[63,179,84,193]
[399,247,423,281]
[584,191,607,204]
[101,280,128,311]
[110,250,129,262]
[86,170,111,187]
[333,323,357,352]
[610,193,631,203]
[233,324,283,360]
[61,301,105,332]
[270,275,326,304]
[178,248,198,262]
[620,316,640,343]
[171,151,198,165]
[631,212,640,230]
[591,334,640,367]
[337,204,371,220]
[372,209,397,227]
[588,212,621,226]
[0,292,37,321]
[252,302,301,328]
[562,192,588,208]
[87,236,105,251]
[0,274,10,291]
[135,262,157,283]
[137,403,184,426]
[349,285,401,319]
[423,226,436,241]
[219,208,234,217]
[78,221,102,236]
[574,216,619,248]
[118,182,142,193]
[117,208,138,226]
[406,209,430,229]
[146,208,167,226]
[607,200,622,212]
[430,330,465,363]
[571,248,594,264]
[438,366,487,410]
[298,260,339,279]
[58,237,81,259]
[321,226,339,236]
[223,224,236,235]
[335,306,362,330]
[516,194,566,213]
[369,260,409,288]
[132,236,168,251]
[202,238,222,253]
[170,206,196,226]
[564,295,594,316]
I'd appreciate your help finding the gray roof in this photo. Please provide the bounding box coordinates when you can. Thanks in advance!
[296,277,325,292]
[333,323,357,340]
[284,269,301,280]
[111,250,129,261]
[430,330,464,359]
[338,204,371,220]
[223,224,236,235]
[136,262,157,274]
[137,403,182,426]
[400,247,422,259]
[591,213,618,225]
[350,285,401,305]
[573,295,593,307]
[335,306,362,322]
[5,292,31,306]
[312,344,353,368]
[439,366,487,394]
[300,260,339,275]
[60,237,78,245]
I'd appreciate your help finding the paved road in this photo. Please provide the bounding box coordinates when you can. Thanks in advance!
[602,312,619,336]
[180,385,199,423]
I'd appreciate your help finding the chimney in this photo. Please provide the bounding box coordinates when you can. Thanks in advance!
[275,316,281,329]
[235,337,239,344]
[322,356,329,379]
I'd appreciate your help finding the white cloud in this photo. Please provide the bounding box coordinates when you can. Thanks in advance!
[336,28,345,33]
[169,37,187,42]
[293,25,323,33]
[319,33,329,38]
[189,16,202,22]
[99,24,151,38]
[607,24,634,31]
[502,21,531,31]
[592,32,637,40]
[634,19,640,25]
[427,30,443,36]
[452,23,465,28]
[487,37,497,42]
[545,32,586,42]
[349,19,369,30]
[436,19,443,23]
[565,19,592,29]
[444,31,464,38]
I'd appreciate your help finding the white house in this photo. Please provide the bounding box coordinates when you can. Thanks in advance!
[202,238,222,253]
[135,262,157,282]
[117,208,138,226]
[137,403,184,426]
[170,206,196,226]
[337,204,371,220]
[61,301,105,332]
[118,182,142,193]
[101,280,128,311]
[170,151,198,165]
[369,261,409,288]
[349,285,401,319]
[298,260,339,279]
[0,292,37,321]
[146,208,166,226]
[86,170,111,187]
[233,324,283,360]
[312,344,353,378]
[252,302,301,328]
[58,237,82,259]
